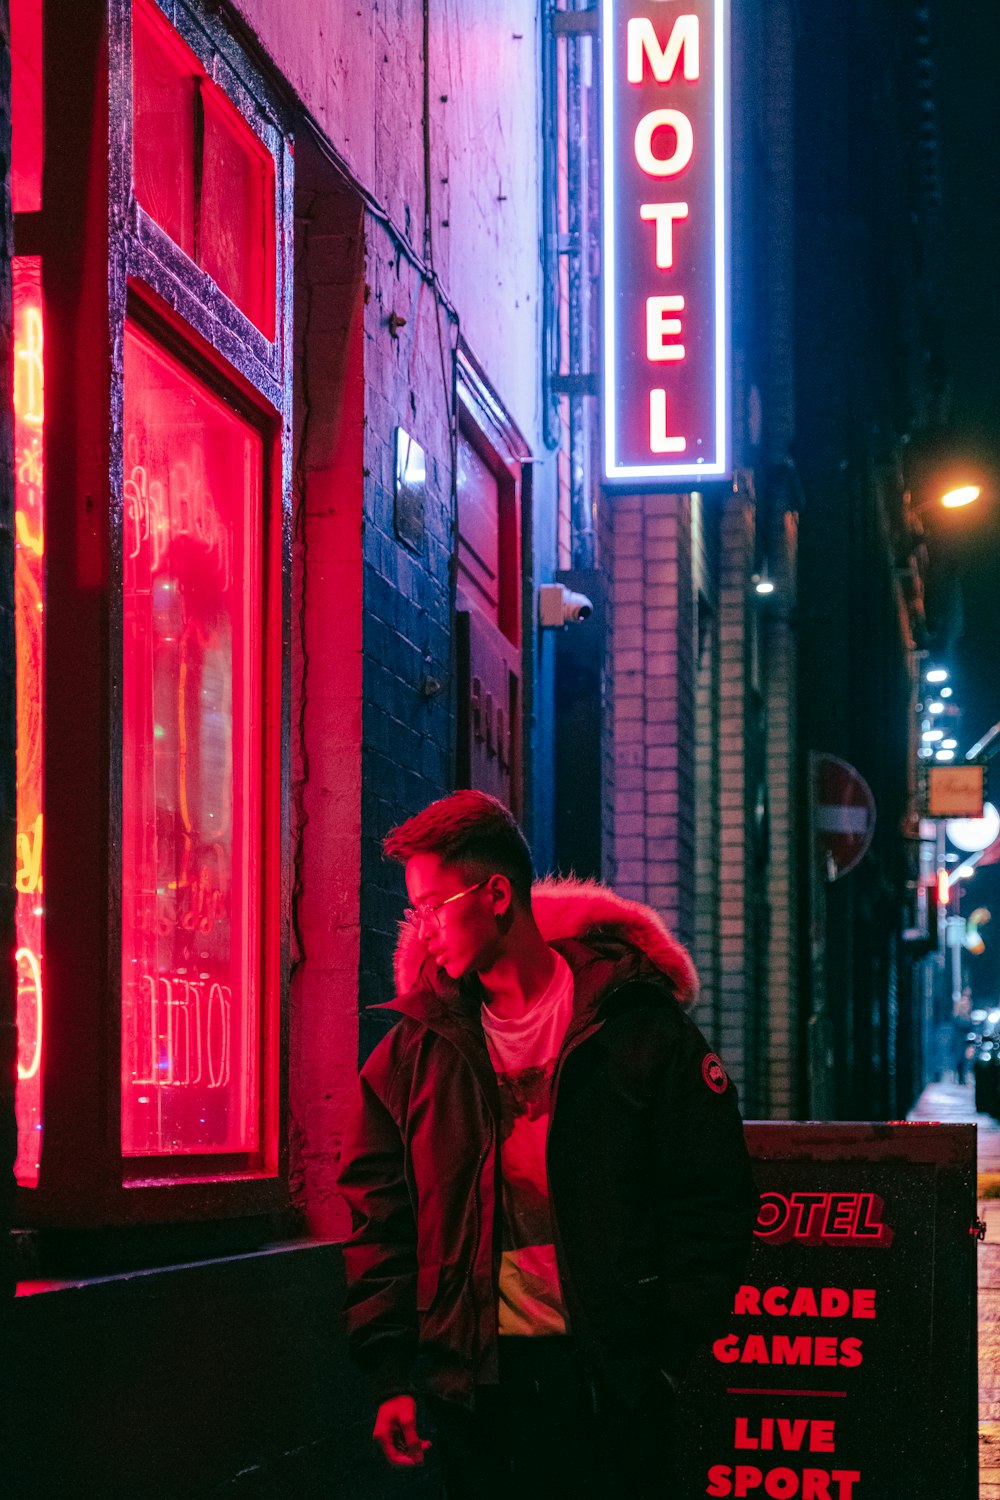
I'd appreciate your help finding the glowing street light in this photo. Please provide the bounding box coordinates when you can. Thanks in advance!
[941,485,981,509]
[926,668,949,684]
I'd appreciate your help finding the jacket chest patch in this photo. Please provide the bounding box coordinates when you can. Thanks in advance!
[702,1053,729,1094]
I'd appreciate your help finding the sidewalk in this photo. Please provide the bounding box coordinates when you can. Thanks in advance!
[909,1080,1000,1496]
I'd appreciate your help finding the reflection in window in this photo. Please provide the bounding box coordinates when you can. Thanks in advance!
[121,325,263,1157]
[14,257,45,1187]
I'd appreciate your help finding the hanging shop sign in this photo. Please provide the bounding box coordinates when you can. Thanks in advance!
[676,1123,979,1500]
[601,0,730,483]
[927,762,985,820]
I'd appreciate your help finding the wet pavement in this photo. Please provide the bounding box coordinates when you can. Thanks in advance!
[909,1079,1000,1496]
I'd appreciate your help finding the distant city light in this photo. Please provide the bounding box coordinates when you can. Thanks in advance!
[940,686,953,698]
[941,739,958,751]
[929,702,945,715]
[918,747,933,759]
[923,728,944,742]
[936,749,956,761]
[754,577,775,596]
[926,668,949,684]
[957,864,976,879]
[941,485,981,509]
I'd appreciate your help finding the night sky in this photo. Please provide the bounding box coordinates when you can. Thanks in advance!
[932,1,1000,995]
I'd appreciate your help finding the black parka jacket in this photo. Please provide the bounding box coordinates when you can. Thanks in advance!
[338,878,759,1407]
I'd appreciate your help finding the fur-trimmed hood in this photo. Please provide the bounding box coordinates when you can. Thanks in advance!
[393,874,698,1007]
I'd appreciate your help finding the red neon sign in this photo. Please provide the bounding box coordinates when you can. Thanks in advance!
[602,0,729,482]
[13,256,45,1187]
[754,1192,894,1249]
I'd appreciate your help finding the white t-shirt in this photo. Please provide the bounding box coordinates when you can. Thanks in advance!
[480,951,575,1336]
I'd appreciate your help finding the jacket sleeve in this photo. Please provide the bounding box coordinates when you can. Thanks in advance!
[337,1033,419,1402]
[651,1006,760,1381]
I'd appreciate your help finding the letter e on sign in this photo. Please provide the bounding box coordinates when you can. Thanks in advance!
[602,0,730,483]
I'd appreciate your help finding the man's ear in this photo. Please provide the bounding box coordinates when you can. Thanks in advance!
[487,873,514,918]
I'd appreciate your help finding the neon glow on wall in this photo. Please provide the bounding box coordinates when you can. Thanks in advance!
[602,1,730,482]
[13,257,45,1187]
[121,324,263,1157]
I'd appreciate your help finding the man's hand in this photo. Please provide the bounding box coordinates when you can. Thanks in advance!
[373,1394,432,1468]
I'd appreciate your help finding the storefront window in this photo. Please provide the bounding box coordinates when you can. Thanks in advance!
[121,324,264,1157]
[132,0,276,338]
[14,257,45,1187]
[12,0,43,214]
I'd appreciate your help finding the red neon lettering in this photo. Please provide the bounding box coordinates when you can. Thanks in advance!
[705,1469,861,1500]
[734,1284,761,1315]
[822,1194,856,1236]
[646,295,686,361]
[852,1193,894,1244]
[649,389,686,452]
[639,201,689,267]
[734,1284,878,1318]
[634,108,694,177]
[735,1418,836,1454]
[754,1191,893,1246]
[626,14,700,85]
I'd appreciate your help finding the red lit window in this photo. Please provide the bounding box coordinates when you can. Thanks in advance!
[12,0,43,214]
[11,0,289,1227]
[13,257,45,1187]
[132,0,276,338]
[121,325,265,1157]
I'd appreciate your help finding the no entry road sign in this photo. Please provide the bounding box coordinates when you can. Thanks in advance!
[812,753,876,881]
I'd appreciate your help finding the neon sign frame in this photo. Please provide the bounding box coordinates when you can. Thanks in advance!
[601,0,730,483]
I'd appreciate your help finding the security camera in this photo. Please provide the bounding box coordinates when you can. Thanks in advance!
[562,590,593,623]
[539,584,595,628]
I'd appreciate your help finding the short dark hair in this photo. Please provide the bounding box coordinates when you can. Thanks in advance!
[383,791,534,905]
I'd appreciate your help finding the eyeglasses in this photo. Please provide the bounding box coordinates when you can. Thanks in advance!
[403,877,493,933]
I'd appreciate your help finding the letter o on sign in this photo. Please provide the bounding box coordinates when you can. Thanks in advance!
[755,1191,790,1240]
[634,108,694,177]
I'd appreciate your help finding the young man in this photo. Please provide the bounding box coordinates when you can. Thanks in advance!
[338,791,758,1497]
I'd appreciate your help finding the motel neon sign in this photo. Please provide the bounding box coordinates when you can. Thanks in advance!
[602,0,730,482]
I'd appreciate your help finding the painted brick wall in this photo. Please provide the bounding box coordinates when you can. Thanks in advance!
[610,493,697,955]
[358,212,457,1062]
[289,146,368,1239]
[762,508,799,1117]
[230,0,541,447]
[692,492,722,1046]
[715,487,755,1101]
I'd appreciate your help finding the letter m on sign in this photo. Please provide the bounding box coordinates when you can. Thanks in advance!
[626,15,700,83]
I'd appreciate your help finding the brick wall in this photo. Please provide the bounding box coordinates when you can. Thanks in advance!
[290,147,367,1238]
[357,213,457,1060]
[715,486,755,1101]
[692,491,722,1044]
[610,493,696,954]
[762,508,799,1116]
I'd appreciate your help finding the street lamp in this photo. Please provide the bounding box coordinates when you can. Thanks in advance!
[941,485,981,509]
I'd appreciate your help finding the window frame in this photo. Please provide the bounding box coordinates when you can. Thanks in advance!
[15,0,292,1229]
